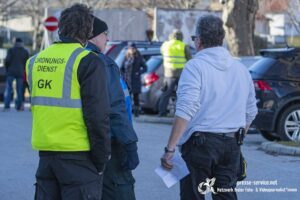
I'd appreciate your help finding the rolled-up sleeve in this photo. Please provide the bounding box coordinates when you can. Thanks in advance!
[246,73,258,125]
[175,62,201,121]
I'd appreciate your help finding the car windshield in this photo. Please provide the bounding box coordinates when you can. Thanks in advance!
[145,57,163,73]
[249,57,276,76]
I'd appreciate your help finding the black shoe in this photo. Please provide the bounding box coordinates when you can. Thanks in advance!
[133,105,140,117]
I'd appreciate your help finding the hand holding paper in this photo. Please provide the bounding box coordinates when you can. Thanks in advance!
[155,153,190,188]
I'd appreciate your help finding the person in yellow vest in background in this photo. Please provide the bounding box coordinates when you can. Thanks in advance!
[26,4,111,200]
[158,29,191,117]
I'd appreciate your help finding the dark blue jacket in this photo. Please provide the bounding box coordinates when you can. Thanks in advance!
[5,43,29,78]
[86,42,138,145]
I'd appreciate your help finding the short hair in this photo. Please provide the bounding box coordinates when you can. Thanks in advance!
[15,38,23,43]
[195,15,225,48]
[58,4,93,44]
[169,29,183,41]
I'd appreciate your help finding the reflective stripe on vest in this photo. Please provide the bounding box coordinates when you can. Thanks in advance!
[28,48,84,108]
[161,40,187,69]
[27,44,90,151]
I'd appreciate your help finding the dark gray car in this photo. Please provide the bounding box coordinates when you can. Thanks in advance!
[139,56,167,113]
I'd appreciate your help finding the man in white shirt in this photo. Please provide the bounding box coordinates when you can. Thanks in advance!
[161,15,257,200]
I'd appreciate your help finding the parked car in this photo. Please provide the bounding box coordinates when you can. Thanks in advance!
[105,41,163,60]
[236,56,262,68]
[250,47,300,141]
[112,42,195,113]
[139,54,260,113]
[140,56,164,113]
[115,46,161,68]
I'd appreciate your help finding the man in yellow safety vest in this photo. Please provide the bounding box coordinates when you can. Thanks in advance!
[158,29,191,116]
[26,4,111,199]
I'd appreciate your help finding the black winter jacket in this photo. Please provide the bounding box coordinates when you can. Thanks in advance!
[86,42,138,146]
[5,43,29,78]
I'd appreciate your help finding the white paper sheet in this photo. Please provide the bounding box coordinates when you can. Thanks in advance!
[155,153,190,188]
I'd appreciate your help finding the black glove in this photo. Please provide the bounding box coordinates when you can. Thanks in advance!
[121,142,139,171]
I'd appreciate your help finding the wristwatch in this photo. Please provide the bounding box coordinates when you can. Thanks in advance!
[164,147,175,153]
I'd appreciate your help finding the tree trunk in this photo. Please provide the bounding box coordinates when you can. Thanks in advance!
[31,0,42,52]
[222,0,258,56]
[32,15,38,51]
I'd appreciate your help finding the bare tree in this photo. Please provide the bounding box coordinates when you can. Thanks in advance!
[222,0,259,56]
[20,0,47,52]
[118,0,198,9]
[0,0,18,16]
[107,0,199,23]
[55,0,111,9]
[287,0,300,33]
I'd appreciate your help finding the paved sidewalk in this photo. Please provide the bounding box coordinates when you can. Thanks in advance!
[1,109,300,200]
[260,142,300,156]
[134,115,173,124]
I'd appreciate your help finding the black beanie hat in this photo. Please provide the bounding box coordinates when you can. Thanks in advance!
[89,16,108,39]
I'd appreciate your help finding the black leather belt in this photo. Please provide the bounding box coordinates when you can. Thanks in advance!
[193,131,236,138]
[39,151,89,157]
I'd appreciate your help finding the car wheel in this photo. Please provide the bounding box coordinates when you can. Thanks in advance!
[277,104,300,141]
[260,130,280,141]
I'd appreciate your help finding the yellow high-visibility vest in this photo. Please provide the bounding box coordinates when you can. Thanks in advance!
[26,43,91,151]
[161,39,187,77]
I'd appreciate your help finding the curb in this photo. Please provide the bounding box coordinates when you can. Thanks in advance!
[134,115,173,124]
[260,142,300,156]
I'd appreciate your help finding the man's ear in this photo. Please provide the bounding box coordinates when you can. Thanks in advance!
[194,39,201,50]
[197,38,204,50]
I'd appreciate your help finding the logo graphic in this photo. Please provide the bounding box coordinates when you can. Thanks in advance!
[198,178,217,194]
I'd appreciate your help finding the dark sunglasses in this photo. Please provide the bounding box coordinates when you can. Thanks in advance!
[191,35,199,41]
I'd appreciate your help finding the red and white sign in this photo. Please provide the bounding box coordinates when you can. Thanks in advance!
[44,16,58,32]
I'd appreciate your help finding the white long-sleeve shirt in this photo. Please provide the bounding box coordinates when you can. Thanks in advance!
[176,47,258,145]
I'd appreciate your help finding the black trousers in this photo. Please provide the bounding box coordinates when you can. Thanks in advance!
[180,132,241,200]
[158,77,178,115]
[102,141,136,200]
[35,152,103,200]
[132,93,139,107]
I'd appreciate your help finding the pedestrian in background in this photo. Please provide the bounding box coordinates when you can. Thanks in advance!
[161,15,257,200]
[26,4,111,199]
[3,37,29,111]
[158,29,191,117]
[87,16,139,200]
[22,70,30,108]
[121,43,147,117]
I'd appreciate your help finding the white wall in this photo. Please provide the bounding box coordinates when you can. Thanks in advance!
[0,16,33,32]
[94,9,149,41]
[154,8,220,45]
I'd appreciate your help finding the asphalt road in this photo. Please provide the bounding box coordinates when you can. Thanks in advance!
[0,109,299,200]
